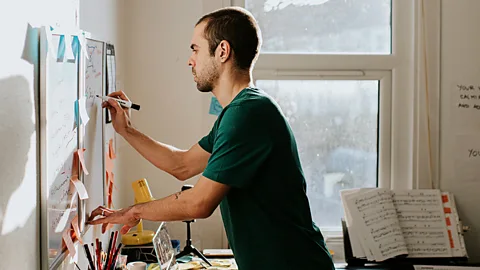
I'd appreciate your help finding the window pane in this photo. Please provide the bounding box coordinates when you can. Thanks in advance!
[246,0,391,54]
[258,80,379,228]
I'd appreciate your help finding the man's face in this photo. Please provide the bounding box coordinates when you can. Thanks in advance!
[188,22,219,93]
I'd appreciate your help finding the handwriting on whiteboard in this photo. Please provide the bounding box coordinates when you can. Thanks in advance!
[85,41,103,109]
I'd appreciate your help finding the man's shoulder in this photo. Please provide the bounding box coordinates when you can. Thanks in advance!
[227,88,278,115]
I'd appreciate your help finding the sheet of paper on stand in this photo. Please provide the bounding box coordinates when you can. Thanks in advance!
[340,188,468,261]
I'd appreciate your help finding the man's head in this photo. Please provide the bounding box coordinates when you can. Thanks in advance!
[188,7,262,92]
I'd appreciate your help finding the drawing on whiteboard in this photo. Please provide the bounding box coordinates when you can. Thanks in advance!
[85,43,103,108]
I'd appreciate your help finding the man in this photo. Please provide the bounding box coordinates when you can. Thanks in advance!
[88,7,335,270]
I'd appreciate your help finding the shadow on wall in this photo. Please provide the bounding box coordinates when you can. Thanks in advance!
[0,76,36,267]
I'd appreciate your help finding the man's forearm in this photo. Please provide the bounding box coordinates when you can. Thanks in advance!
[121,127,188,179]
[131,189,209,222]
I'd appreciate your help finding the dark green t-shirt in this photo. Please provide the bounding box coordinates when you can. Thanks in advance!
[199,88,334,270]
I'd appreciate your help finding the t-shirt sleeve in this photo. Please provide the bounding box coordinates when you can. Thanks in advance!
[202,105,273,188]
[198,121,217,154]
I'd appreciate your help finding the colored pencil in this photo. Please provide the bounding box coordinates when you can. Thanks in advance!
[103,232,114,270]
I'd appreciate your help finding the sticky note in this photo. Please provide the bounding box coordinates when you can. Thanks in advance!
[62,229,76,257]
[55,208,73,233]
[106,153,114,173]
[64,34,75,61]
[71,177,89,200]
[109,139,116,159]
[57,35,66,61]
[45,27,57,59]
[78,97,90,126]
[77,149,89,175]
[109,172,118,191]
[74,100,81,127]
[209,97,223,116]
[71,216,83,244]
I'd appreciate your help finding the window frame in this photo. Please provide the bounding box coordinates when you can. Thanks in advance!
[223,0,416,237]
[253,70,393,191]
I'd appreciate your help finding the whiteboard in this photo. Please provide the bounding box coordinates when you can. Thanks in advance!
[83,38,106,227]
[40,28,82,269]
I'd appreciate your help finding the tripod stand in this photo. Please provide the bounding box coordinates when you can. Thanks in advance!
[175,185,212,266]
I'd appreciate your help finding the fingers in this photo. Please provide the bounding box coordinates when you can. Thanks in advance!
[120,225,132,235]
[88,206,113,222]
[107,98,124,113]
[102,223,109,234]
[108,90,130,101]
[101,101,111,108]
[88,216,110,226]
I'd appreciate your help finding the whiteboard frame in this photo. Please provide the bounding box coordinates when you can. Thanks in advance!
[39,26,86,270]
[79,34,108,235]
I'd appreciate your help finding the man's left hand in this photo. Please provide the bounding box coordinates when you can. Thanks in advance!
[87,206,140,234]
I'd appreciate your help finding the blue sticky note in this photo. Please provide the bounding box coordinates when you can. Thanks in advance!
[57,35,65,61]
[74,100,81,126]
[209,97,223,116]
[72,35,80,60]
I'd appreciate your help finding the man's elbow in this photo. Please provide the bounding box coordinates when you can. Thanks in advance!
[191,204,215,219]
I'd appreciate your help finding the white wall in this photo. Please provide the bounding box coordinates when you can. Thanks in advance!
[440,0,480,262]
[0,0,123,269]
[117,0,225,250]
[0,0,79,268]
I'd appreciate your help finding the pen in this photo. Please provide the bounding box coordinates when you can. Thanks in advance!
[96,95,141,110]
[83,244,96,270]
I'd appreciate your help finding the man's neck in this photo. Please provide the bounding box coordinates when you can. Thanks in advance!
[212,72,253,108]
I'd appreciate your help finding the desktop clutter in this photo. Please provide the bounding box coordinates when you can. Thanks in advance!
[91,178,238,270]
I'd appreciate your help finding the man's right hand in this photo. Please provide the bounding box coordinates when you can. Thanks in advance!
[102,91,133,136]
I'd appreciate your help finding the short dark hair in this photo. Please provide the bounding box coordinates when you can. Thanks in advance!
[196,7,262,71]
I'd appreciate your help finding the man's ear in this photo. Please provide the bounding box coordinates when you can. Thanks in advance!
[217,40,231,63]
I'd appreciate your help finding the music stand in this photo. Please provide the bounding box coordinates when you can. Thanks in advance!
[175,185,212,266]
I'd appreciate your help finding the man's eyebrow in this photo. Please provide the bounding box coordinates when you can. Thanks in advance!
[190,44,199,50]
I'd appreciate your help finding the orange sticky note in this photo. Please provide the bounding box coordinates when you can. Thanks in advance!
[442,195,449,203]
[62,229,76,257]
[109,139,116,159]
[447,230,454,248]
[71,216,83,244]
[77,149,89,175]
[446,217,451,226]
[109,172,118,191]
[106,153,114,173]
[444,207,452,214]
[71,177,89,200]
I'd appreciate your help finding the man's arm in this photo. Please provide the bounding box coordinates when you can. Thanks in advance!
[103,91,210,180]
[133,175,229,220]
[122,128,210,180]
[87,176,230,234]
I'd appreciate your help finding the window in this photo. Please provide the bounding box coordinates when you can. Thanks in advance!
[245,0,392,54]
[258,79,380,228]
[229,0,414,232]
